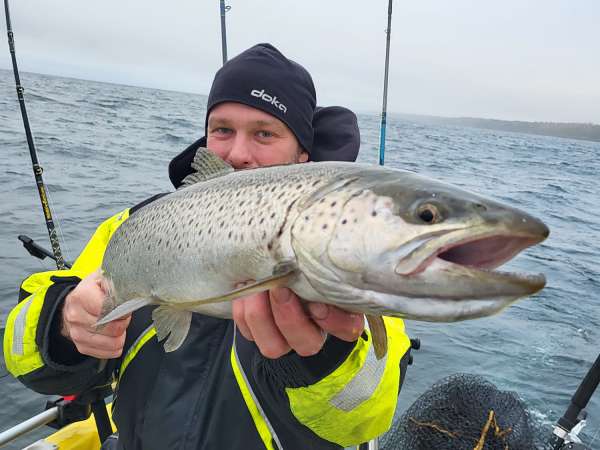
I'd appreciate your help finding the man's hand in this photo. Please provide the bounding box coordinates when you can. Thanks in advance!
[232,288,364,359]
[61,271,131,359]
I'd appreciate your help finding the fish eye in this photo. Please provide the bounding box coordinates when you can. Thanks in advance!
[416,203,441,224]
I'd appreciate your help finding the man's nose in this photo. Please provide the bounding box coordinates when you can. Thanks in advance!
[227,135,254,169]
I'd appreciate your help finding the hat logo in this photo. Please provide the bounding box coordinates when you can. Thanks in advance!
[251,89,287,114]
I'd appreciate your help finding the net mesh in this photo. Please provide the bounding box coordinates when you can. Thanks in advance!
[381,373,538,450]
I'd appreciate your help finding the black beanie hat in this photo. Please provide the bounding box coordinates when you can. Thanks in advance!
[206,43,316,152]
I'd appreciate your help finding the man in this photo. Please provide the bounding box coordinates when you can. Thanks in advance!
[5,43,412,449]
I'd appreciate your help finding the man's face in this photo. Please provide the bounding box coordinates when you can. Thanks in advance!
[206,102,309,169]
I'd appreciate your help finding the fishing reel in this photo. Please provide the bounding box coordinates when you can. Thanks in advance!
[548,410,590,450]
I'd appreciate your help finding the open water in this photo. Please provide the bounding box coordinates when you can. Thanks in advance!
[1,69,599,449]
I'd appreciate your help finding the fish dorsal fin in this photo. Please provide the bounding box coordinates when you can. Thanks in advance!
[180,147,234,187]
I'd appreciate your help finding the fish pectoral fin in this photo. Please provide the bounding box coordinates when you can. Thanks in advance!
[178,261,299,307]
[96,297,154,327]
[180,147,235,187]
[152,306,192,352]
[366,314,388,360]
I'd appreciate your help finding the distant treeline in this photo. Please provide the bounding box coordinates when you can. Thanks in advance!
[398,114,600,143]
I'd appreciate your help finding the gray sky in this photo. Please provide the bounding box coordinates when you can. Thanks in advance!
[2,0,599,123]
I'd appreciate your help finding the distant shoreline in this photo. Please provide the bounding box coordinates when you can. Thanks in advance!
[3,68,599,143]
[393,114,600,143]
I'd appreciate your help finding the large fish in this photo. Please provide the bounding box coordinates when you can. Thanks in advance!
[97,149,549,358]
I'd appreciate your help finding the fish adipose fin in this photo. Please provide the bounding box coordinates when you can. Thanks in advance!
[152,306,193,352]
[96,297,154,327]
[180,147,235,187]
[366,314,388,360]
[177,261,299,308]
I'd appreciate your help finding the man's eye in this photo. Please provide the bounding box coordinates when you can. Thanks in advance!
[256,130,274,139]
[213,127,232,135]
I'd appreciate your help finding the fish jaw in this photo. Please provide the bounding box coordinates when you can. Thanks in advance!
[348,221,548,321]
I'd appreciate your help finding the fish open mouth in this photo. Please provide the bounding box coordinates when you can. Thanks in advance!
[437,234,541,270]
[416,231,549,296]
[391,229,548,300]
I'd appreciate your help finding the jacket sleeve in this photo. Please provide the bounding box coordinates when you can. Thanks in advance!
[3,209,131,395]
[236,317,412,447]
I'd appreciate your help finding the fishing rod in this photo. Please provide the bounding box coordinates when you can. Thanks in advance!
[547,352,600,450]
[219,0,230,65]
[378,0,393,166]
[4,0,67,270]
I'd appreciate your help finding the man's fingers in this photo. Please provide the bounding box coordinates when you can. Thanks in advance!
[65,278,107,318]
[95,315,131,337]
[64,301,130,337]
[308,303,364,342]
[63,301,98,329]
[243,293,291,359]
[80,289,106,317]
[232,298,253,341]
[270,288,325,357]
[70,327,126,358]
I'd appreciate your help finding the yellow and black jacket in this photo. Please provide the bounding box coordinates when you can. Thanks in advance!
[4,191,412,450]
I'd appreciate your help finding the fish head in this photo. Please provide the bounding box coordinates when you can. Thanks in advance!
[291,168,549,322]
